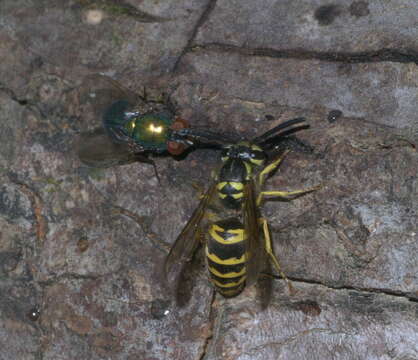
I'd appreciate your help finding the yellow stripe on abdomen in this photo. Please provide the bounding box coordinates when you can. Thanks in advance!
[218,287,244,297]
[211,276,246,288]
[208,224,245,244]
[208,266,246,278]
[205,247,246,265]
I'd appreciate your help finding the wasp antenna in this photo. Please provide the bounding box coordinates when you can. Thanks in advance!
[253,117,306,144]
[174,128,236,148]
[259,124,310,150]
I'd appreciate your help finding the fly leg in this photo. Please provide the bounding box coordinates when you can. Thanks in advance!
[133,154,161,184]
[260,218,294,294]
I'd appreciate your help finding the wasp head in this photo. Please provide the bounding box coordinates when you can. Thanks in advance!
[221,142,266,168]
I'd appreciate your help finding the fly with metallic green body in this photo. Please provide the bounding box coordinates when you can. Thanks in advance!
[76,74,223,179]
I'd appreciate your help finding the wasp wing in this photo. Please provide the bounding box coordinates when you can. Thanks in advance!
[257,260,273,310]
[243,179,266,287]
[163,182,217,287]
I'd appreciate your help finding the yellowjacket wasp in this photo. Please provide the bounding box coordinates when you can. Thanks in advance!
[164,118,321,298]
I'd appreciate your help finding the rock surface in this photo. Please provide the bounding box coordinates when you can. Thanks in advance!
[0,0,417,359]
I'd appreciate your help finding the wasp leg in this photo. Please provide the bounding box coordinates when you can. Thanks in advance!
[257,185,321,206]
[258,150,290,187]
[191,183,206,199]
[196,227,206,245]
[260,218,294,294]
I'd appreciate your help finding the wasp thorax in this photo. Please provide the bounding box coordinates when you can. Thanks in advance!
[222,143,266,168]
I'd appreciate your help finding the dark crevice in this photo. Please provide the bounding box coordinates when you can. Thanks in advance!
[276,275,418,302]
[198,290,217,360]
[172,0,218,72]
[189,43,418,65]
[16,99,29,105]
[0,82,47,118]
[0,83,31,106]
[112,205,171,253]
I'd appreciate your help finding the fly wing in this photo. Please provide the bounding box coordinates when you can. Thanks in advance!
[77,128,142,168]
[243,179,265,287]
[77,74,140,125]
[163,182,217,288]
[76,75,148,167]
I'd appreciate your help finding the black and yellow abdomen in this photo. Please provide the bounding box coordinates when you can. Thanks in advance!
[205,218,247,297]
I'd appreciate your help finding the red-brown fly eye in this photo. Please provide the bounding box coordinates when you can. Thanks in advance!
[167,141,185,155]
[170,117,189,131]
[167,117,189,155]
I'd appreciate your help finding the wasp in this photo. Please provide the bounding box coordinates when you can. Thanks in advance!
[164,118,321,298]
[76,75,215,178]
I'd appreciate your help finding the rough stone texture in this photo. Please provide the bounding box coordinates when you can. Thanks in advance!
[176,52,418,128]
[0,0,417,359]
[207,284,418,360]
[195,0,418,52]
[0,0,210,92]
